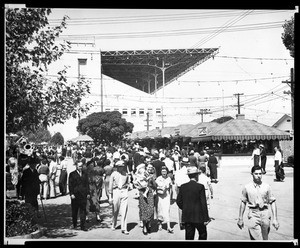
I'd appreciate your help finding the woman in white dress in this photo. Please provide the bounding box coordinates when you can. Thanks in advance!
[155,166,173,233]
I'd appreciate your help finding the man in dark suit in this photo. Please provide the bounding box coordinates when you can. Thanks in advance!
[68,160,90,231]
[20,157,41,213]
[176,166,210,240]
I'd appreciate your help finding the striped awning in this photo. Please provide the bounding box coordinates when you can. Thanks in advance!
[191,119,291,142]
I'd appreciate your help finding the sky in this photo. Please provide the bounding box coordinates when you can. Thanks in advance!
[44,8,296,139]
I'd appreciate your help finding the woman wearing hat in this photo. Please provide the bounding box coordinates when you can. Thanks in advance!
[108,160,131,235]
[155,166,173,233]
[134,163,157,235]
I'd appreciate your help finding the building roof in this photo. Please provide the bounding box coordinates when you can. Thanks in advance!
[101,48,219,94]
[272,114,292,128]
[191,118,291,142]
[129,124,195,140]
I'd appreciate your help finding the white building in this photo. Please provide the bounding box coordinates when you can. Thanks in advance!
[47,42,212,140]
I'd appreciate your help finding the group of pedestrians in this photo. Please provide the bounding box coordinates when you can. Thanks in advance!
[251,144,285,181]
[5,140,282,240]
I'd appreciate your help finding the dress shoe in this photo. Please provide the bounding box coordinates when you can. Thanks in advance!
[122,230,129,235]
[179,223,185,230]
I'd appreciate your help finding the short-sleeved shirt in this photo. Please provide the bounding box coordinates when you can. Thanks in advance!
[241,181,276,208]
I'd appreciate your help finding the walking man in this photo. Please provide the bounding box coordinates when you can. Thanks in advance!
[176,166,210,240]
[68,160,90,231]
[259,144,267,174]
[20,157,41,216]
[109,160,131,235]
[174,157,190,230]
[274,146,285,181]
[237,165,280,240]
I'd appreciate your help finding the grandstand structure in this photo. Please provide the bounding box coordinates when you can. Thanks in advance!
[100,48,220,95]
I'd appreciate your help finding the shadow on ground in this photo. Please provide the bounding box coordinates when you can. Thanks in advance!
[38,202,115,238]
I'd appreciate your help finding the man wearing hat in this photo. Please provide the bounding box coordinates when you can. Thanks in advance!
[174,157,190,230]
[108,160,131,235]
[176,165,210,240]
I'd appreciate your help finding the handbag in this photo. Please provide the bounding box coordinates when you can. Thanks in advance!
[156,186,166,195]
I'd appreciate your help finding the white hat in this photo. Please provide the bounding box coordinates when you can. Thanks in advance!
[115,160,125,166]
[187,166,200,175]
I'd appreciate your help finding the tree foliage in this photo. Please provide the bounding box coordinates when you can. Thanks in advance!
[77,111,134,144]
[6,7,92,134]
[50,132,64,146]
[22,125,52,144]
[281,16,294,58]
[6,200,38,237]
[211,116,234,124]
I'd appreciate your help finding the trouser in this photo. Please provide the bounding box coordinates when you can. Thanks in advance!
[248,208,271,240]
[261,157,267,172]
[274,161,284,180]
[25,194,39,211]
[185,223,207,240]
[49,178,56,198]
[59,170,68,195]
[112,188,128,231]
[40,181,49,199]
[71,198,87,228]
[104,176,110,199]
[176,185,183,225]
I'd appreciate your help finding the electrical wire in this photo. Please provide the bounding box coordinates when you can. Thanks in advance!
[192,10,254,48]
[56,21,284,39]
[48,10,291,25]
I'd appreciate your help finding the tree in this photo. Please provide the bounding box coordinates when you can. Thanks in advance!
[5,7,93,134]
[211,116,234,124]
[22,125,52,144]
[281,16,294,57]
[77,111,134,144]
[50,132,64,146]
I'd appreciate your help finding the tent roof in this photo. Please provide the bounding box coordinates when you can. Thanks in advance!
[191,119,291,142]
[101,48,219,94]
[69,134,93,142]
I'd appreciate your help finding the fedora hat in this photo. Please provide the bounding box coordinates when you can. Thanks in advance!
[187,166,201,175]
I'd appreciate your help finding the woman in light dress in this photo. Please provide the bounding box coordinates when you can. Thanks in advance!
[155,166,173,233]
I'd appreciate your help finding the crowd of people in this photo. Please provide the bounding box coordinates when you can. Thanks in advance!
[5,139,282,240]
[5,140,219,239]
[251,144,285,181]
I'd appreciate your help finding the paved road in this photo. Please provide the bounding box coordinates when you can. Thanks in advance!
[35,160,294,241]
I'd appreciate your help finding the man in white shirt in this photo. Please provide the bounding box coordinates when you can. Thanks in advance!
[174,157,190,230]
[237,165,279,240]
[274,146,284,181]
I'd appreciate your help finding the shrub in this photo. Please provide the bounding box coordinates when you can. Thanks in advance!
[6,200,39,237]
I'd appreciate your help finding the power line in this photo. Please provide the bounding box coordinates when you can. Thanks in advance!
[48,10,291,25]
[215,55,294,61]
[57,20,285,40]
[192,10,254,48]
[177,75,289,83]
[48,10,290,24]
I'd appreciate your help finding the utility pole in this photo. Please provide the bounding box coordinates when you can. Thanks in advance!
[100,49,103,112]
[144,112,152,131]
[283,68,295,130]
[196,108,212,123]
[158,106,167,128]
[233,93,244,114]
